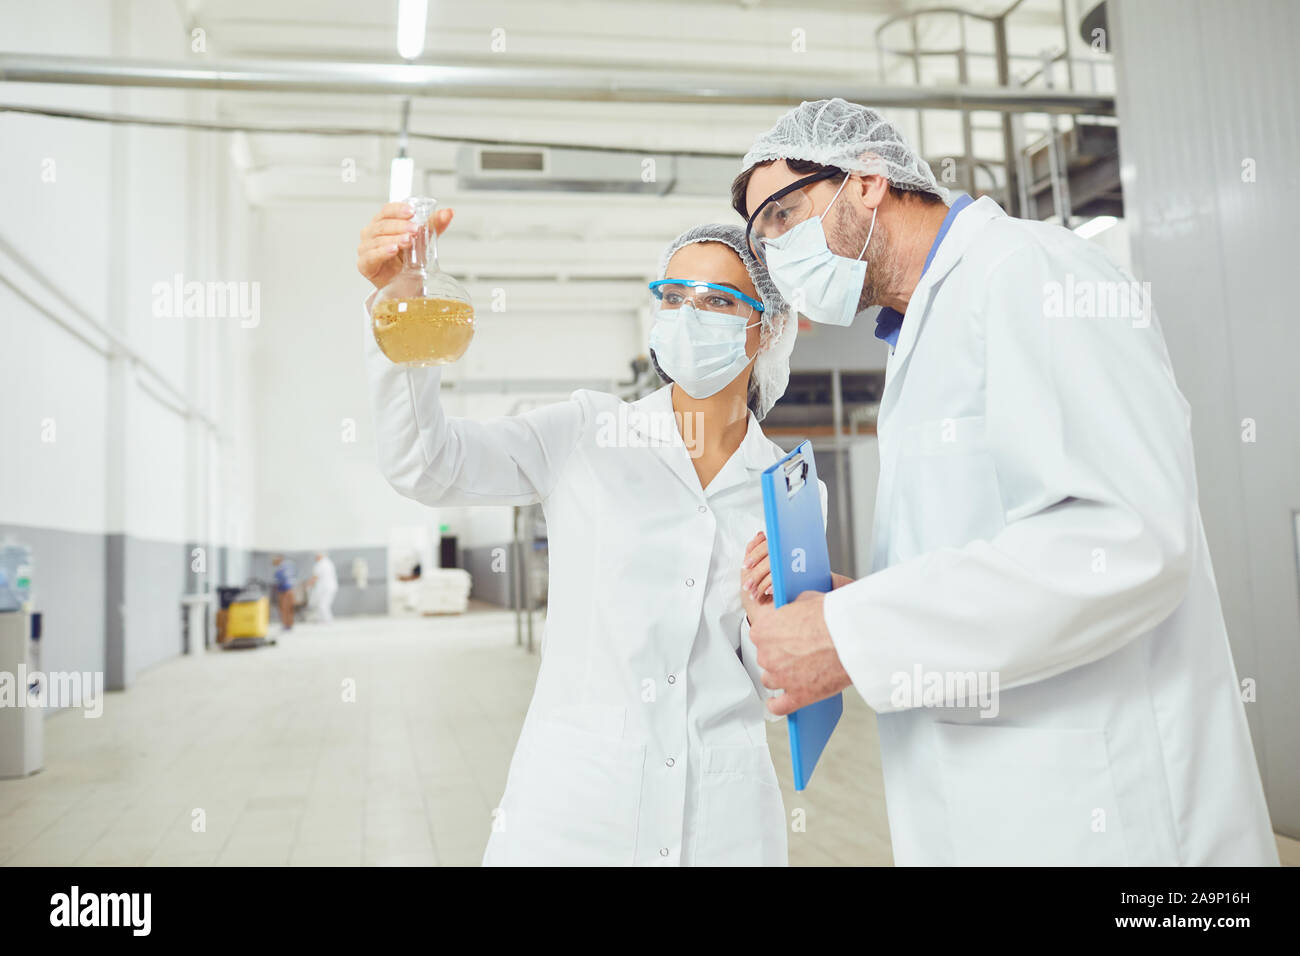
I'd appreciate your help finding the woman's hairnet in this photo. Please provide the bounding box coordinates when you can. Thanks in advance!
[741,97,951,205]
[652,223,797,420]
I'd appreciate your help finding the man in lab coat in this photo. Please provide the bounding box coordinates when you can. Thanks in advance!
[736,98,1277,865]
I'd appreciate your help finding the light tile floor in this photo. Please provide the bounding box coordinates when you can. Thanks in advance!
[0,609,1294,867]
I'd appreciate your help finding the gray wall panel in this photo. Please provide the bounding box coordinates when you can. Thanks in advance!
[105,533,126,690]
[1112,0,1300,834]
[0,523,106,694]
[248,547,388,618]
[123,536,189,678]
[463,542,520,608]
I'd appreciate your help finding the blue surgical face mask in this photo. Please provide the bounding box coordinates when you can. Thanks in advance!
[649,302,759,399]
[762,176,876,327]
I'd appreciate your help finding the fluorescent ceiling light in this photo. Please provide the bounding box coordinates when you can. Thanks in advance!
[389,156,415,201]
[1074,215,1118,239]
[397,0,428,60]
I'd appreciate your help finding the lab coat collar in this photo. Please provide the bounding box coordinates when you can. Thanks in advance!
[705,407,775,496]
[918,195,1005,287]
[887,196,1007,373]
[740,415,780,472]
[625,384,772,497]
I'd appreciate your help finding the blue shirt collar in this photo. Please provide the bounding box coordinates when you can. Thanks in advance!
[874,193,974,347]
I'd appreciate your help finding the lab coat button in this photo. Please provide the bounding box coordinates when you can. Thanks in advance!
[697,504,707,513]
[685,577,694,587]
[667,674,676,685]
[665,757,675,768]
[659,847,669,857]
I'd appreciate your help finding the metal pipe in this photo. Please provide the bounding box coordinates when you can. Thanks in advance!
[1060,0,1076,91]
[1015,114,1034,218]
[0,54,1115,115]
[396,96,411,158]
[957,18,975,196]
[0,233,222,436]
[523,506,535,654]
[512,507,523,648]
[993,14,1020,215]
[830,368,852,576]
[443,377,616,395]
[910,18,926,157]
[1040,51,1074,225]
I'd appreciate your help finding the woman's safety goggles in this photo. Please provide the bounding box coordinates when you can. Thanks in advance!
[648,280,764,319]
[744,168,843,266]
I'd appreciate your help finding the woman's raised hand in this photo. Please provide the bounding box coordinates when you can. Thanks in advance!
[357,202,454,290]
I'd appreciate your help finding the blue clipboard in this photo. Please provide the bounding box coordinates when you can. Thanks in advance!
[760,440,843,791]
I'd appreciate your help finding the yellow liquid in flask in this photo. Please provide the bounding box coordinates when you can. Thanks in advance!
[373,297,476,366]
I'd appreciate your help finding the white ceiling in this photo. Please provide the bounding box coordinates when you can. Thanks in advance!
[155,1,1113,295]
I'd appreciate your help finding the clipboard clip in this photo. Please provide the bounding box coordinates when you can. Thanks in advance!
[783,454,808,498]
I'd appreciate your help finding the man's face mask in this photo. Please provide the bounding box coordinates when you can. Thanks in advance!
[755,175,876,327]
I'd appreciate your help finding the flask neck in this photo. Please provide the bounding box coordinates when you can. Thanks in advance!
[405,219,439,272]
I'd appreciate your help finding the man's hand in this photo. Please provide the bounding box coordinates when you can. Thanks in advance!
[357,202,454,290]
[748,591,853,717]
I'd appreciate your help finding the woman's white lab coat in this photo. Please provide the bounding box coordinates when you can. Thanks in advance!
[822,197,1278,865]
[365,314,805,866]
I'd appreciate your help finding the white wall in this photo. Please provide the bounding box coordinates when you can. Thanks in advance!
[0,0,259,681]
[0,1,115,536]
[0,0,257,546]
[1112,0,1300,836]
[248,200,643,552]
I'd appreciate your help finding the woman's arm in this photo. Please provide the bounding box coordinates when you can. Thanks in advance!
[364,303,586,507]
[358,202,585,507]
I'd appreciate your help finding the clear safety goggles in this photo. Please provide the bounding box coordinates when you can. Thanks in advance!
[648,280,764,319]
[744,168,844,266]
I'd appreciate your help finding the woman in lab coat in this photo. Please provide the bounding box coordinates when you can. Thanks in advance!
[357,209,810,866]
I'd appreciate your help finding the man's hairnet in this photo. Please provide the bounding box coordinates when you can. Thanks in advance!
[653,223,797,420]
[741,97,951,205]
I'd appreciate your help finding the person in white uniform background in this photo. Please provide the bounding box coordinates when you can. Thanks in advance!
[307,551,338,624]
[357,208,821,866]
[734,98,1277,866]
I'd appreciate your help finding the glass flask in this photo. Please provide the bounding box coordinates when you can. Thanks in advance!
[370,196,475,366]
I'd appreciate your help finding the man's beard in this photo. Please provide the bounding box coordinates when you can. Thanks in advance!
[826,201,902,314]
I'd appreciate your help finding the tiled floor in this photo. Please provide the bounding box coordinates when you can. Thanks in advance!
[0,609,1294,867]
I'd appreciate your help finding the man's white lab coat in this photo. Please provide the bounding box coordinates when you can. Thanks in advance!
[823,197,1277,865]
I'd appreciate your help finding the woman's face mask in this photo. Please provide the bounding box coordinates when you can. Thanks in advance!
[648,299,760,400]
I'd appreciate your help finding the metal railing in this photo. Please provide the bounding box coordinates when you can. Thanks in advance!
[873,0,1113,222]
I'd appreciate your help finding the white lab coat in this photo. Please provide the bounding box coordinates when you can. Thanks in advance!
[822,197,1277,865]
[309,556,338,622]
[365,308,814,866]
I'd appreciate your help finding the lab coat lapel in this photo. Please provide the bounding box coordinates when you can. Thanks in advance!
[625,385,707,497]
[704,410,779,497]
[879,197,1007,419]
[625,388,777,499]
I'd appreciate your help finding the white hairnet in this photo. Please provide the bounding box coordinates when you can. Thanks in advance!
[653,223,797,420]
[741,97,951,205]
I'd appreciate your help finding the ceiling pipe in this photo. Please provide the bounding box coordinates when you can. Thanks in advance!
[0,53,1115,115]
